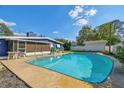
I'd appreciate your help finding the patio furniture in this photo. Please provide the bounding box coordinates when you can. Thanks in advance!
[8,51,26,60]
[8,52,19,60]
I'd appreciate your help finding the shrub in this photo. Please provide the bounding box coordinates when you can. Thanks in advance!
[116,47,124,63]
[50,47,56,54]
[63,41,71,50]
[55,38,71,51]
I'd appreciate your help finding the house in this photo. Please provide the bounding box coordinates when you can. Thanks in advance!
[26,32,37,37]
[71,40,107,51]
[105,43,124,54]
[83,40,107,51]
[0,36,64,59]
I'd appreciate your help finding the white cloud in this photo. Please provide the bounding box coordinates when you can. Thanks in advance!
[68,6,98,27]
[68,10,78,19]
[68,6,84,19]
[0,18,16,27]
[85,9,97,16]
[65,38,69,40]
[75,15,84,21]
[75,6,84,13]
[76,32,79,36]
[73,18,88,27]
[53,31,59,34]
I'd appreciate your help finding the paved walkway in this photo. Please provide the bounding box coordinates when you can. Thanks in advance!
[110,57,124,88]
[1,57,92,88]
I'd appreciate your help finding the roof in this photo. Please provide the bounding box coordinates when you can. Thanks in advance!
[113,43,124,47]
[0,36,63,44]
[5,38,50,44]
[84,40,107,44]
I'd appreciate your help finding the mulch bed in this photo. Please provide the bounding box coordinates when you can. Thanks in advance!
[93,77,112,88]
[0,64,28,88]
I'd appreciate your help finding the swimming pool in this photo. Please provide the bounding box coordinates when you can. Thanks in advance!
[28,53,113,83]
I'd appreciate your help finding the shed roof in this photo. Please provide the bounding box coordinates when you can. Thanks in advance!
[84,40,107,44]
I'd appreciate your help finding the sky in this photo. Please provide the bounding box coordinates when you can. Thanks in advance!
[0,5,124,41]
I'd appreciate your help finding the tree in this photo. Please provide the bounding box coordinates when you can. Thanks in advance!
[116,47,124,63]
[0,23,13,36]
[55,38,71,50]
[63,41,71,50]
[76,25,96,45]
[98,20,123,52]
[55,38,66,43]
[76,20,123,47]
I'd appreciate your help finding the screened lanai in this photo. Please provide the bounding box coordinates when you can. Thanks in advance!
[6,38,51,59]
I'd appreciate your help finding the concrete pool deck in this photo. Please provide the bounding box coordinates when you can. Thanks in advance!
[110,56,124,88]
[1,57,92,88]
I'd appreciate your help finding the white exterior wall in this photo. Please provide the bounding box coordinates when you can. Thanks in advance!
[26,51,51,56]
[105,44,124,54]
[83,43,106,51]
[71,46,84,51]
[105,46,114,53]
[71,40,107,51]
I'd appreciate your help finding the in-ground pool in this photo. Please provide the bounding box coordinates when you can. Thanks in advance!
[28,53,113,83]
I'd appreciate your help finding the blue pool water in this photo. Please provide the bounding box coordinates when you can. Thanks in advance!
[28,53,113,83]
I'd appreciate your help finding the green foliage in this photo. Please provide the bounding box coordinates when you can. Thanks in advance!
[77,25,97,45]
[98,20,122,45]
[50,47,56,54]
[63,40,71,50]
[76,20,123,45]
[56,38,71,50]
[55,38,66,43]
[116,47,124,63]
[0,23,13,36]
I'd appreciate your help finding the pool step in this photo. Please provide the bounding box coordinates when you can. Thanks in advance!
[44,59,62,68]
